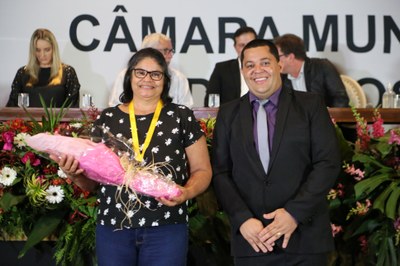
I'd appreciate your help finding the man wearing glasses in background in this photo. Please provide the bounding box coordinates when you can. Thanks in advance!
[109,33,194,108]
[205,26,257,106]
[274,33,349,107]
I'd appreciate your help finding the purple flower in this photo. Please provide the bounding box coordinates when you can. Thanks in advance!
[2,131,15,151]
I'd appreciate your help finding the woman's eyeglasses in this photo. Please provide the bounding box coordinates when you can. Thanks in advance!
[132,68,164,81]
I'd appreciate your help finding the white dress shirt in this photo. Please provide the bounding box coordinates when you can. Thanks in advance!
[238,58,250,96]
[288,62,307,92]
[108,67,194,108]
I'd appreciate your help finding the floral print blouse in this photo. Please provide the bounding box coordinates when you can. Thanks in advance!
[91,103,203,229]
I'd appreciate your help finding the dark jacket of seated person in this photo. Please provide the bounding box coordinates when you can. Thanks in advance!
[7,64,80,108]
[281,57,349,107]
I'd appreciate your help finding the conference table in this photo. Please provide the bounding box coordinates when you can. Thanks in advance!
[0,107,399,123]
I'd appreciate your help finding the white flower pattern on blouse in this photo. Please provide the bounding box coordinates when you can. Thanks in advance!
[91,103,203,229]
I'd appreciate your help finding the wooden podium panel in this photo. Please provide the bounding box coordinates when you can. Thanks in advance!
[0,107,399,123]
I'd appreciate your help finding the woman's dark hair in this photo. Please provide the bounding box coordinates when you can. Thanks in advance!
[120,48,171,103]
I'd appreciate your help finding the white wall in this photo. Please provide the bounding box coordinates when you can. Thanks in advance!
[0,0,399,108]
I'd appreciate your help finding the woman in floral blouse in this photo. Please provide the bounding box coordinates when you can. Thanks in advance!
[6,28,80,108]
[53,48,211,266]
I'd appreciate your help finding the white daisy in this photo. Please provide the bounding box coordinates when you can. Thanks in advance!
[151,147,159,153]
[172,128,179,134]
[156,121,163,126]
[106,112,113,117]
[157,131,164,136]
[165,156,171,162]
[139,218,146,226]
[188,117,192,121]
[45,185,65,204]
[128,210,135,218]
[103,209,109,215]
[176,118,181,123]
[164,211,171,219]
[152,221,159,226]
[106,197,111,204]
[70,122,82,129]
[111,218,116,225]
[13,133,29,148]
[119,118,124,124]
[167,111,174,116]
[57,167,67,179]
[0,166,17,186]
[178,208,183,215]
[165,138,172,146]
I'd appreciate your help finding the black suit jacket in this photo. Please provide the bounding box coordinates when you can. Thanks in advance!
[205,59,241,106]
[282,57,349,107]
[212,84,341,257]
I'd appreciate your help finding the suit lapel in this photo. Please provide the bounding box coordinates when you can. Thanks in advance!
[230,60,241,98]
[269,85,293,170]
[238,95,261,164]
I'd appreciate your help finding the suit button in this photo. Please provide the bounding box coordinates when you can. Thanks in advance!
[264,180,270,186]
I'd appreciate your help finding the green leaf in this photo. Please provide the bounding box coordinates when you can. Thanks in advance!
[386,180,400,219]
[18,209,66,258]
[354,173,390,198]
[0,192,26,211]
[373,182,398,215]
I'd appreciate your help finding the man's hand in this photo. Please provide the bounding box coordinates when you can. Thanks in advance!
[259,208,298,249]
[239,218,274,253]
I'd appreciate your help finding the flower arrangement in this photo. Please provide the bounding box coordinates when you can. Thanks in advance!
[329,108,400,265]
[0,104,100,266]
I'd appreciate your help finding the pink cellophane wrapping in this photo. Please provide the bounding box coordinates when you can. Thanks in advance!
[25,133,182,198]
[129,171,182,199]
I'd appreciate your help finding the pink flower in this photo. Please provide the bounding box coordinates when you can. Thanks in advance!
[389,129,400,145]
[356,199,372,215]
[344,163,365,181]
[394,217,400,231]
[331,223,343,237]
[21,151,41,166]
[358,235,368,253]
[2,131,15,151]
[371,116,384,138]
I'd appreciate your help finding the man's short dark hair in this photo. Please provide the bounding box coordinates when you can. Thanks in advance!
[240,39,280,65]
[234,26,257,45]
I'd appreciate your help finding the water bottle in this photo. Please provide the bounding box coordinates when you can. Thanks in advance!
[382,83,395,108]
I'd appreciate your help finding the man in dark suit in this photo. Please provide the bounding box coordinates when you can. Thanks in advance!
[212,39,341,265]
[205,27,257,106]
[275,33,349,107]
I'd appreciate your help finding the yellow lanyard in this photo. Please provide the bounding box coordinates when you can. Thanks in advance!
[129,100,163,162]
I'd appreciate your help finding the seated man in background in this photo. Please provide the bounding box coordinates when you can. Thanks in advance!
[205,26,257,106]
[109,33,193,108]
[274,33,349,107]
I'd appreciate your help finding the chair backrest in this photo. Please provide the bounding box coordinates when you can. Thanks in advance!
[340,75,367,108]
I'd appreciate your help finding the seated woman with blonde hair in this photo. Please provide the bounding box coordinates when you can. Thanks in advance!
[6,28,80,107]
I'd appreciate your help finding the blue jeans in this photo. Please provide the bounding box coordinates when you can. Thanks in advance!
[96,223,188,266]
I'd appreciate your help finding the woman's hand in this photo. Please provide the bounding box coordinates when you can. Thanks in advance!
[50,154,84,179]
[49,153,98,192]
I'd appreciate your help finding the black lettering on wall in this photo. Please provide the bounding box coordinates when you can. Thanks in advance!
[142,17,176,48]
[104,16,136,52]
[384,16,400,53]
[347,15,375,53]
[70,14,100,52]
[258,17,280,40]
[303,15,338,51]
[218,17,246,53]
[358,78,386,105]
[181,17,213,53]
